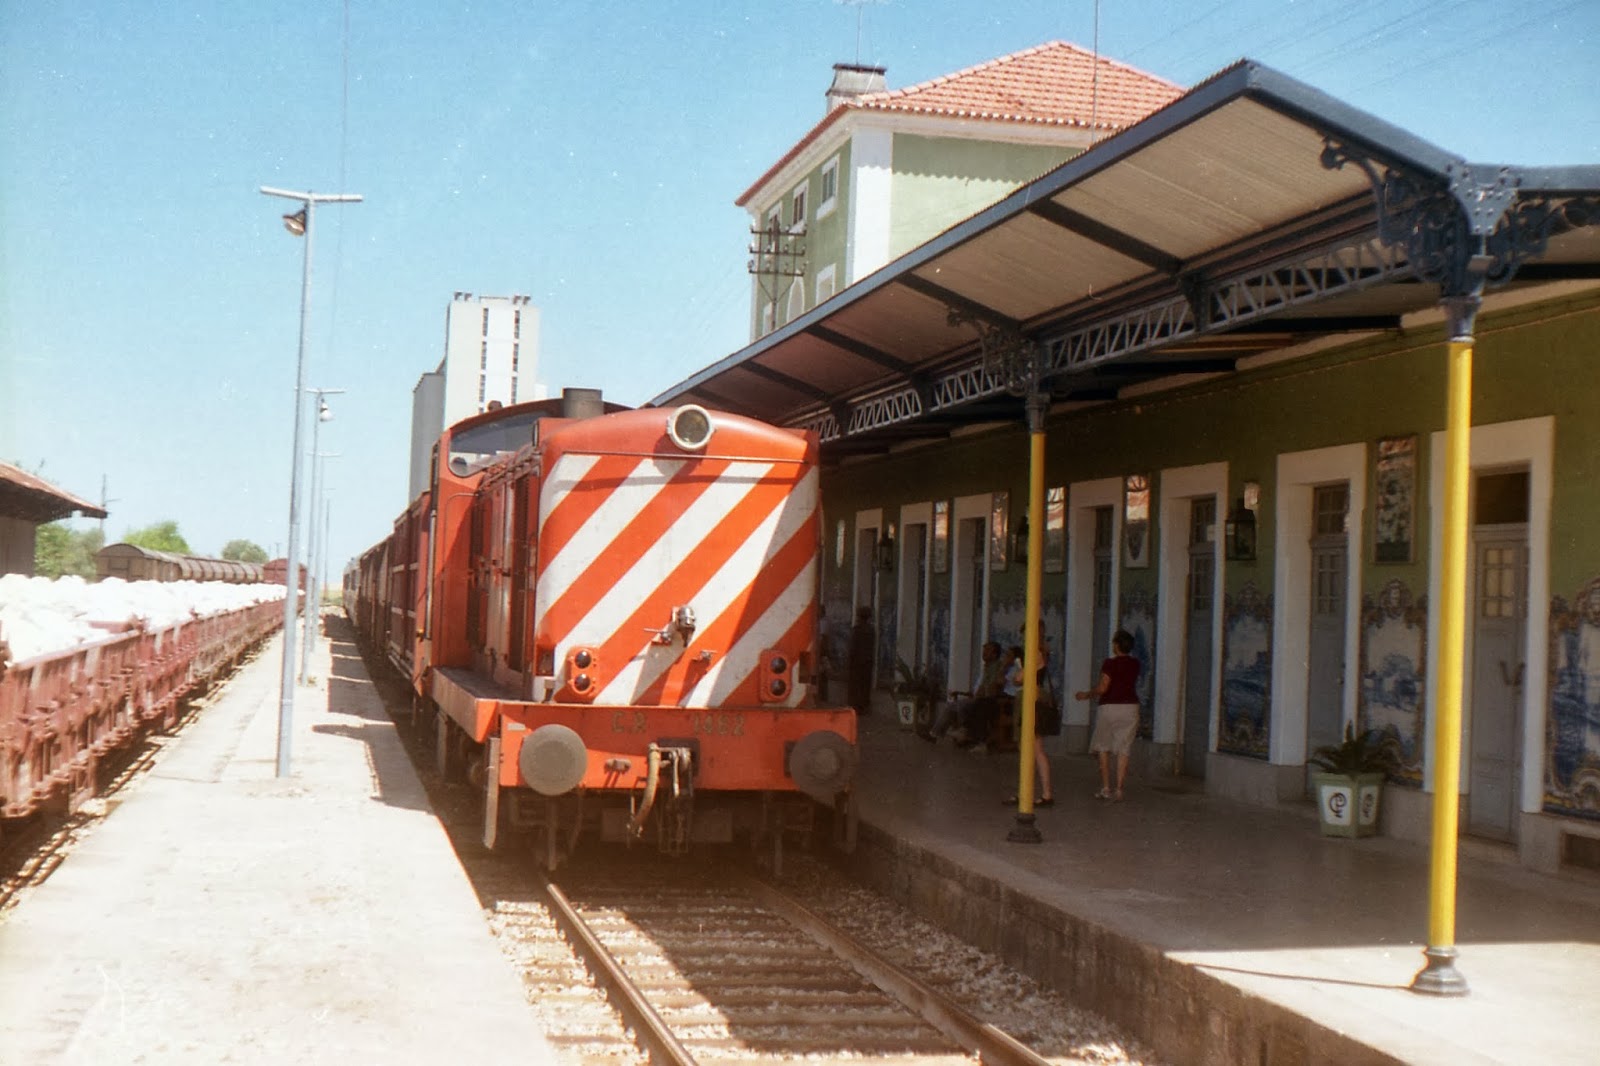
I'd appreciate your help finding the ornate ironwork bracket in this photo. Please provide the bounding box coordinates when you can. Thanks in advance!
[1321,140,1510,301]
[1322,138,1600,335]
[947,308,1048,432]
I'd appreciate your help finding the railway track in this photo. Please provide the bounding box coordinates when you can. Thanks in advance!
[525,862,1054,1066]
[353,619,1162,1066]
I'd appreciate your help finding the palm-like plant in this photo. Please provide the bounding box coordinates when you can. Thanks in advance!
[893,657,944,708]
[1309,724,1402,776]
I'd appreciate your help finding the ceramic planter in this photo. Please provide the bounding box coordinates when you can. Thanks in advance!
[1312,771,1385,837]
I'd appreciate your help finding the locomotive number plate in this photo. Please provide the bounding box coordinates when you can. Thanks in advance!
[693,712,745,737]
[609,711,745,737]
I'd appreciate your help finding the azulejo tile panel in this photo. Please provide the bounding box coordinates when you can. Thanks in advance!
[1220,581,1272,759]
[1358,579,1428,786]
[1547,576,1600,821]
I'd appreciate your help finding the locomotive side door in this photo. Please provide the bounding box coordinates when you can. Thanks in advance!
[511,473,535,675]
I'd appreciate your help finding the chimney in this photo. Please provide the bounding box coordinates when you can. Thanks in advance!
[826,63,887,113]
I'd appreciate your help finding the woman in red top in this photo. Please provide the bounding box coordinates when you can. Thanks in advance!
[1075,629,1141,801]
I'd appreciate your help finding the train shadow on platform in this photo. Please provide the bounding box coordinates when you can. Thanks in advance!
[310,615,431,813]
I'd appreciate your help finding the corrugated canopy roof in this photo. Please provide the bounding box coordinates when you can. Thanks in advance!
[659,61,1600,460]
[0,461,107,523]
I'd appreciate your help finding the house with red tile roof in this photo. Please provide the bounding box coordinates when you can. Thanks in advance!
[740,40,1183,340]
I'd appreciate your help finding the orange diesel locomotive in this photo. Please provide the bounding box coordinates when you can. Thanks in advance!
[347,390,857,868]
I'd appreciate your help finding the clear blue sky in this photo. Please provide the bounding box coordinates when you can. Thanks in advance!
[4,0,1596,574]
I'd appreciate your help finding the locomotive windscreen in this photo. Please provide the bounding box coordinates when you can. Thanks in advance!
[447,412,544,476]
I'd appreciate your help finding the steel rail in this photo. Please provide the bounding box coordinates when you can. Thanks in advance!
[537,873,699,1066]
[737,873,1055,1066]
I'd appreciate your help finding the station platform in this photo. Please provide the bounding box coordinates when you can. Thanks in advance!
[5,625,1595,1066]
[845,701,1600,1065]
[0,625,557,1065]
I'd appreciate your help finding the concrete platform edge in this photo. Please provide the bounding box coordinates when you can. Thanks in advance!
[841,816,1404,1066]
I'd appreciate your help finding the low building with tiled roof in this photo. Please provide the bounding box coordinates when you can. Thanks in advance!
[0,461,107,576]
[740,41,1184,340]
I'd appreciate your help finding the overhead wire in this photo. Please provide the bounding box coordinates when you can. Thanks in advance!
[1354,0,1592,98]
[1286,0,1491,79]
[320,0,353,399]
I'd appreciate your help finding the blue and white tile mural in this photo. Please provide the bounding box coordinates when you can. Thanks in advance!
[1220,582,1272,758]
[1119,587,1157,737]
[991,591,1066,691]
[927,604,951,688]
[1358,579,1428,786]
[1547,576,1600,820]
[819,598,852,703]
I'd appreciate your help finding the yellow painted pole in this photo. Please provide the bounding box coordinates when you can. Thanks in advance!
[1008,400,1047,844]
[1413,331,1472,995]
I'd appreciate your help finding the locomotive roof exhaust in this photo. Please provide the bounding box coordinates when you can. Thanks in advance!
[561,387,605,420]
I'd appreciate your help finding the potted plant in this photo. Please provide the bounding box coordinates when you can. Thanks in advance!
[1308,724,1401,838]
[893,657,944,731]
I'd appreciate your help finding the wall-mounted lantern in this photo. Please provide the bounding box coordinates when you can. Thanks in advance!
[875,526,897,572]
[1013,511,1029,566]
[1225,484,1259,561]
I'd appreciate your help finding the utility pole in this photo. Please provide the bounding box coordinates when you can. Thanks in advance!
[747,214,805,336]
[98,474,120,541]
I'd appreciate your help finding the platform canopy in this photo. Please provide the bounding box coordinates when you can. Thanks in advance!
[651,60,1600,458]
[0,461,106,524]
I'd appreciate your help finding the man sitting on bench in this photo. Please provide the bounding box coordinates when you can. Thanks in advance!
[921,641,1004,745]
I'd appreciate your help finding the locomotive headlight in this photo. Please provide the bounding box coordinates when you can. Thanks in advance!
[667,405,714,451]
[563,646,601,702]
[759,646,793,703]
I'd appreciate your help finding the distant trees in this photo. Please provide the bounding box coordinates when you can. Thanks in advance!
[31,522,268,579]
[34,523,104,579]
[123,521,190,555]
[221,539,269,563]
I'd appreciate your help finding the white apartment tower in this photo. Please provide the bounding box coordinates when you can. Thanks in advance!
[408,293,543,499]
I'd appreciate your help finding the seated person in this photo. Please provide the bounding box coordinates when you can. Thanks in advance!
[986,644,1025,749]
[923,641,1003,743]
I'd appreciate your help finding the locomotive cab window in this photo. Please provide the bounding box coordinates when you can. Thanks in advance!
[449,411,544,476]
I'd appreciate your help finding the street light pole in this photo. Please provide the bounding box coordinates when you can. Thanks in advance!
[261,186,361,778]
[303,449,341,676]
[300,388,344,680]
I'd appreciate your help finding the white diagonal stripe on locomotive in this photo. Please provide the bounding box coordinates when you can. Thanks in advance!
[536,455,793,693]
[533,453,687,614]
[677,553,818,709]
[594,465,817,707]
[565,457,784,699]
